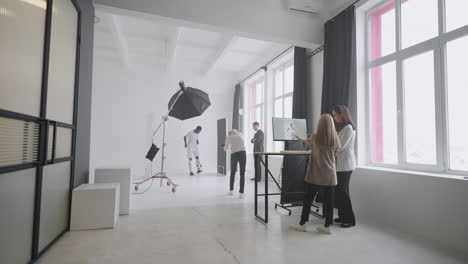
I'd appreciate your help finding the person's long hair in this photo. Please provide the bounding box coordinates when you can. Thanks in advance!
[332,105,356,132]
[315,114,340,147]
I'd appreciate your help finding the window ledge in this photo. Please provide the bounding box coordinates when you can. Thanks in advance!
[356,166,468,181]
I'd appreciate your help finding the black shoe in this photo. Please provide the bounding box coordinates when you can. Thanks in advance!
[334,218,343,223]
[190,172,194,176]
[197,169,202,174]
[340,222,356,228]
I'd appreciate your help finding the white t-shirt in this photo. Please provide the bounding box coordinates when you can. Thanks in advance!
[185,130,199,149]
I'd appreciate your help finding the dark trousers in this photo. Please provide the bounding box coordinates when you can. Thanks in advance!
[336,171,356,224]
[230,151,246,193]
[254,154,261,181]
[300,183,334,226]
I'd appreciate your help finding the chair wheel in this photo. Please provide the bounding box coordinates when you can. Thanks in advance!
[172,187,176,192]
[288,212,292,216]
[134,185,139,191]
[167,181,171,186]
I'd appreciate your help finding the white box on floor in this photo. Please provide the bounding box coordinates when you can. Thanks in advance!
[70,183,120,231]
[95,168,132,215]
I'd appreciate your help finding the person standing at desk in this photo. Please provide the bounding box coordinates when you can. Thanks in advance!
[224,129,246,199]
[291,114,341,234]
[332,105,357,228]
[250,121,264,181]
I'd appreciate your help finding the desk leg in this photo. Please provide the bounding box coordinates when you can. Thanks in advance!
[264,155,268,224]
[254,154,258,217]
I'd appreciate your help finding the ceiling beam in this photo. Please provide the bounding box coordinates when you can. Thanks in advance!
[109,14,130,68]
[204,35,237,76]
[165,27,180,71]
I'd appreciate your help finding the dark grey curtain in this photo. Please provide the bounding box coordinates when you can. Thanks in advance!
[282,47,308,204]
[285,47,308,151]
[292,47,308,119]
[321,6,356,115]
[232,84,241,130]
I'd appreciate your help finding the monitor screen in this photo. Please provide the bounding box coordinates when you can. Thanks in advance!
[272,117,307,141]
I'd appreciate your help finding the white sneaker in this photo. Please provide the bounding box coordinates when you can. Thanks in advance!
[228,190,233,196]
[239,193,244,199]
[317,226,331,235]
[290,225,306,232]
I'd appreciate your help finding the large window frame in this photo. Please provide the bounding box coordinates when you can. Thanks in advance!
[272,60,294,151]
[364,0,468,176]
[273,61,294,118]
[243,76,265,153]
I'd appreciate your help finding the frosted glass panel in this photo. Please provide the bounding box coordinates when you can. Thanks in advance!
[46,0,78,124]
[0,168,36,264]
[0,117,40,167]
[56,127,72,158]
[39,161,71,252]
[0,0,46,116]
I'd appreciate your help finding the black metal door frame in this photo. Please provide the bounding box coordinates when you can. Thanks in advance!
[217,118,227,175]
[0,0,81,262]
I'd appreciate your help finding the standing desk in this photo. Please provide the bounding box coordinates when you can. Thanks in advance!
[254,151,316,224]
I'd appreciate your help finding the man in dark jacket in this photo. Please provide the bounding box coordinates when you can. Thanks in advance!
[250,121,264,181]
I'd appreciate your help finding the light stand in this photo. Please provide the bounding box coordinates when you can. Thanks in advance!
[134,81,186,193]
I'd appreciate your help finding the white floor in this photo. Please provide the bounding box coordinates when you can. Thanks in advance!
[38,172,468,264]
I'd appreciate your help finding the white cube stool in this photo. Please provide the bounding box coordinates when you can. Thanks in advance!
[70,183,120,231]
[95,168,132,215]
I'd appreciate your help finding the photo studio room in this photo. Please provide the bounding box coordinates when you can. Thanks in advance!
[1,0,468,263]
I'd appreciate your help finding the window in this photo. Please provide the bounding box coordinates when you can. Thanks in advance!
[445,0,468,32]
[365,0,468,174]
[369,62,397,164]
[402,51,437,165]
[243,77,265,153]
[401,0,438,48]
[273,62,294,151]
[446,35,468,171]
[369,0,396,60]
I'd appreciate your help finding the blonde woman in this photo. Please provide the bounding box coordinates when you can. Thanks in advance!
[291,114,341,234]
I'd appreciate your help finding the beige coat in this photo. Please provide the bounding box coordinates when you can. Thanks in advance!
[302,135,340,187]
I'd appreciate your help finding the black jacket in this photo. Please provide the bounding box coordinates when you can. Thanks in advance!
[251,129,264,153]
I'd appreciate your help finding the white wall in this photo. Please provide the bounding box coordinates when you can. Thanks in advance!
[89,60,237,181]
[352,168,468,256]
[95,0,324,49]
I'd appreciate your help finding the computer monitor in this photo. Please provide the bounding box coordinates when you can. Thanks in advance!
[272,117,307,141]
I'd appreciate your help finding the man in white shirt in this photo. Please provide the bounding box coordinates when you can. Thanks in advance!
[224,129,246,198]
[184,126,203,176]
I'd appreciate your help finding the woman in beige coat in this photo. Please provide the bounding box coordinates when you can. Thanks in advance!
[291,114,341,234]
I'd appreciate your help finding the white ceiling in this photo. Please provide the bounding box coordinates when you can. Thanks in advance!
[94,8,290,76]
